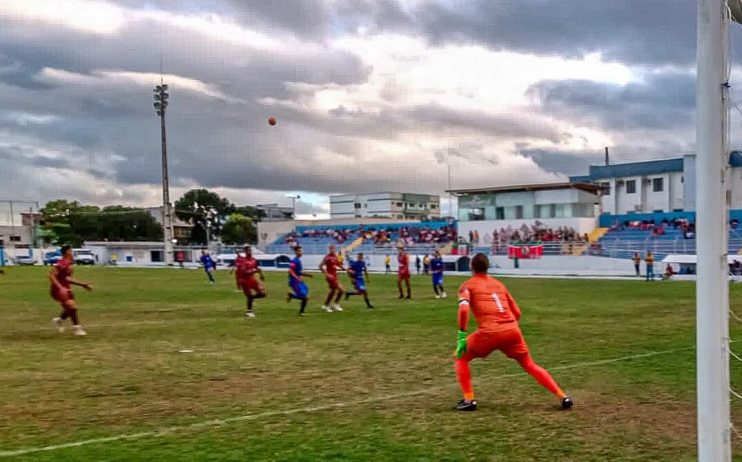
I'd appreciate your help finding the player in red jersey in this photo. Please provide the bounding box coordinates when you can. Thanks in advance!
[319,245,345,312]
[397,247,411,299]
[235,245,266,318]
[50,245,92,336]
[453,253,572,411]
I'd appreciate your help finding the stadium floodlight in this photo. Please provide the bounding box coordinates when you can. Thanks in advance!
[286,195,301,219]
[154,83,174,265]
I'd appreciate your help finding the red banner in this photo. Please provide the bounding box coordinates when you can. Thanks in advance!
[507,244,544,259]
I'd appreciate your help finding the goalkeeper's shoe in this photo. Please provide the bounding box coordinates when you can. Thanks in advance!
[454,399,477,412]
[561,396,573,410]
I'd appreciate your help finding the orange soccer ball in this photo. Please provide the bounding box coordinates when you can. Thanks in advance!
[268,117,277,126]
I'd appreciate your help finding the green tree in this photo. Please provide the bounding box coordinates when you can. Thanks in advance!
[221,213,256,245]
[40,200,164,245]
[174,189,234,245]
[40,200,98,246]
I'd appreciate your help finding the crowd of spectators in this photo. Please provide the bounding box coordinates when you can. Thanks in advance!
[369,225,457,246]
[282,224,457,248]
[608,218,696,239]
[464,222,589,248]
[283,228,356,247]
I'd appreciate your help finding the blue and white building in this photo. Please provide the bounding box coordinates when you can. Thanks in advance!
[570,151,742,215]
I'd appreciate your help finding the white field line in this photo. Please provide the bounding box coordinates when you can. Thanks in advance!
[0,346,693,458]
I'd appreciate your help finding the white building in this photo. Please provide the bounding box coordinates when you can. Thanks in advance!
[450,182,601,237]
[330,192,440,220]
[569,152,742,214]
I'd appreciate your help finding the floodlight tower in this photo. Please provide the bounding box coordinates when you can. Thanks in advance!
[695,1,742,460]
[154,83,174,265]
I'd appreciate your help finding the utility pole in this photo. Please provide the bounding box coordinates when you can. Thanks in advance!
[154,83,174,265]
[696,0,731,460]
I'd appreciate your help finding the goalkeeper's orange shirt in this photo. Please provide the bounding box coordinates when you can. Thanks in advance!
[458,274,521,332]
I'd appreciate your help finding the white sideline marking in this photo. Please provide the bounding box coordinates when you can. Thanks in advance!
[0,346,693,457]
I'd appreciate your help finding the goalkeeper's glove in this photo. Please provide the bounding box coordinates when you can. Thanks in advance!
[455,330,468,359]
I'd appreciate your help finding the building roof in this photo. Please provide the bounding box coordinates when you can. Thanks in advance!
[569,157,684,183]
[330,192,439,200]
[447,182,600,196]
[570,151,742,182]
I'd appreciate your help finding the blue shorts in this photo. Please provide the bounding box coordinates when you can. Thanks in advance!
[353,279,367,293]
[432,273,444,286]
[290,281,309,299]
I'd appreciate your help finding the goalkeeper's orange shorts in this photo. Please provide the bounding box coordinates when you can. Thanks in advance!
[466,325,529,359]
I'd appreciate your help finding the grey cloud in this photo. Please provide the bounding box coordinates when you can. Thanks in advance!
[415,0,699,66]
[527,72,696,131]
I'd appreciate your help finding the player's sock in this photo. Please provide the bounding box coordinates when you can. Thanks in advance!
[254,293,266,299]
[324,292,334,306]
[517,355,566,399]
[433,286,440,296]
[364,295,374,308]
[455,358,475,401]
[345,291,353,300]
[67,309,79,326]
[247,297,254,312]
[299,299,308,314]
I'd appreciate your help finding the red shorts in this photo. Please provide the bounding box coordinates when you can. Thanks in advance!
[466,326,529,359]
[51,287,74,305]
[398,270,410,281]
[326,275,341,290]
[240,277,264,296]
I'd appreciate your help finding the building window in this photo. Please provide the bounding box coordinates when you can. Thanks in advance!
[396,202,403,207]
[354,203,361,209]
[430,204,437,209]
[495,207,505,220]
[626,180,637,194]
[600,182,610,196]
[9,236,21,242]
[515,206,523,219]
[549,204,557,218]
[652,178,664,192]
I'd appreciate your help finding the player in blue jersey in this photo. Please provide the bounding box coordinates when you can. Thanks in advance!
[287,246,313,315]
[345,253,374,309]
[430,249,447,298]
[200,250,217,284]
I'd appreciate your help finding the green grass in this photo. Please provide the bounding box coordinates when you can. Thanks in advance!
[1,266,741,461]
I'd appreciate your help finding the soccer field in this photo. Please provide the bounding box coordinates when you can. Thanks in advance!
[1,267,741,461]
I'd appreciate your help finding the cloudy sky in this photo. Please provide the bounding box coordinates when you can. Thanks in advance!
[2,0,742,219]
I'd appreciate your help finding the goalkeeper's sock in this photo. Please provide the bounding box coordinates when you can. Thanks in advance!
[517,354,565,399]
[455,358,475,401]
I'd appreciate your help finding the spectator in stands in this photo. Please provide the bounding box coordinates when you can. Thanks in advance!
[423,254,430,275]
[415,255,421,274]
[733,260,742,276]
[645,251,655,282]
[632,253,641,277]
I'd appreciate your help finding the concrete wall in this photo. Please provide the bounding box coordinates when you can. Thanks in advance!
[490,255,635,275]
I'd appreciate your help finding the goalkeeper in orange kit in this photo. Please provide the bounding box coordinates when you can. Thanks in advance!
[453,253,573,411]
